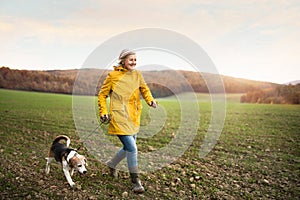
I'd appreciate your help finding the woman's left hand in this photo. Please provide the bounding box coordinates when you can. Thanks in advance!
[150,100,158,108]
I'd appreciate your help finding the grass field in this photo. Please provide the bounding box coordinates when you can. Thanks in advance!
[0,89,299,199]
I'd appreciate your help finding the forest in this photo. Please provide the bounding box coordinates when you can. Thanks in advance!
[240,84,300,104]
[0,66,299,104]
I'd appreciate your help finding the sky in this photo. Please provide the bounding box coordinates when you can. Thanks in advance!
[0,0,299,84]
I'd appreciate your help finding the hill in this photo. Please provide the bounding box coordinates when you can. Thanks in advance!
[0,67,278,98]
[285,80,300,85]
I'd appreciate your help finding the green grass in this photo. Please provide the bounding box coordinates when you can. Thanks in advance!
[0,89,299,199]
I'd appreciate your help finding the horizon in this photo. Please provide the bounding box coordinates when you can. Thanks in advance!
[2,65,297,85]
[0,1,299,84]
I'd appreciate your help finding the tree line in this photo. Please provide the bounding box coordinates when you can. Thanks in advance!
[2,67,295,104]
[240,84,300,104]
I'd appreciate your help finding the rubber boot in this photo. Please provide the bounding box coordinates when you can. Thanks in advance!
[108,165,118,178]
[106,151,126,178]
[130,173,145,193]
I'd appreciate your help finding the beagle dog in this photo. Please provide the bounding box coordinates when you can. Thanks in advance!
[45,135,87,187]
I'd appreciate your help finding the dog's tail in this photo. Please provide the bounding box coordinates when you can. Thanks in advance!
[52,135,71,147]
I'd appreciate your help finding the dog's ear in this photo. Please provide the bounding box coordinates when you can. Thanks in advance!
[68,156,76,167]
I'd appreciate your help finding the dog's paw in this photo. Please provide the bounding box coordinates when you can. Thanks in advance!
[74,184,82,190]
[69,182,75,188]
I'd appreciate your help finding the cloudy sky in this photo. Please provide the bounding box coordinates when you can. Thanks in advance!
[0,0,299,84]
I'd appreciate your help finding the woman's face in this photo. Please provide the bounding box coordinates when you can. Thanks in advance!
[123,54,136,71]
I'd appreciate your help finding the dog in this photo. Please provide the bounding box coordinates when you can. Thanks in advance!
[45,135,87,187]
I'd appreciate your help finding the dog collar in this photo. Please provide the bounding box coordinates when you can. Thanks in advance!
[66,150,77,163]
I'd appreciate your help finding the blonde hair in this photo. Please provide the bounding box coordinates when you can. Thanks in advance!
[118,49,136,64]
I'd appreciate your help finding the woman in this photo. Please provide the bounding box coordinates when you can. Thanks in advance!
[98,49,157,193]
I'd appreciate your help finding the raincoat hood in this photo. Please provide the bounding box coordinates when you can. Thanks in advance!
[113,65,136,72]
[113,65,127,71]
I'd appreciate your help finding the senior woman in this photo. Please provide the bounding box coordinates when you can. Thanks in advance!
[98,49,157,193]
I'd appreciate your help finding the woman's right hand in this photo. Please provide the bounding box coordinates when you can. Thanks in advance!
[100,114,111,124]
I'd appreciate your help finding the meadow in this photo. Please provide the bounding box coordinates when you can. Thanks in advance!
[0,89,299,199]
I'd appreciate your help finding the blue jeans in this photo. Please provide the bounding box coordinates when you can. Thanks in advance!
[116,134,138,172]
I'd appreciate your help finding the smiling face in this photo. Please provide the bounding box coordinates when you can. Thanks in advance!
[123,54,137,71]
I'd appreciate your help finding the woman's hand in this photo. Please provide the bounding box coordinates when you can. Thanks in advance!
[100,114,111,124]
[150,100,158,108]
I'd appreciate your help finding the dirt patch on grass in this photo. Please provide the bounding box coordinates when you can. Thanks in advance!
[0,137,299,199]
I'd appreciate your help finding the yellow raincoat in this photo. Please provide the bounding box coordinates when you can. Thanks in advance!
[98,66,155,135]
